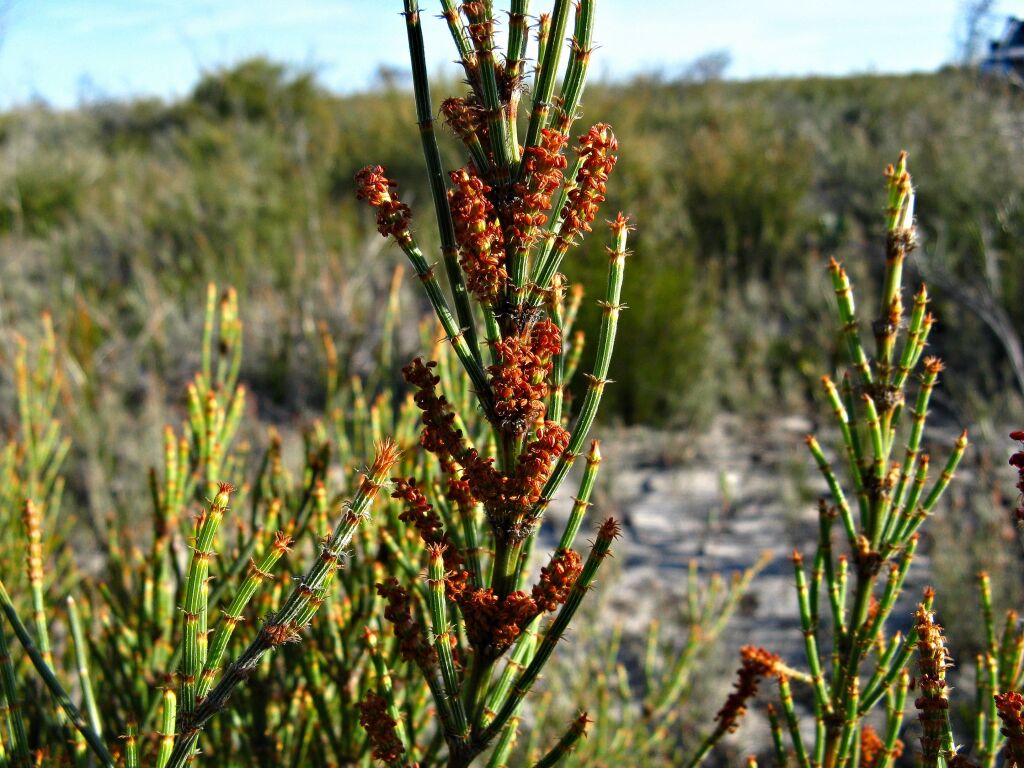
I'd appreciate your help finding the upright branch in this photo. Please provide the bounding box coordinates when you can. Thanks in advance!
[691,154,968,768]
[355,4,628,765]
[163,440,400,768]
[914,602,955,766]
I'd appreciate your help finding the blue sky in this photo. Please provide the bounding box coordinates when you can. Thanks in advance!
[0,1,1012,108]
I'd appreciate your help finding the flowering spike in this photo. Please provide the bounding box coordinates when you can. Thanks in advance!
[356,165,413,245]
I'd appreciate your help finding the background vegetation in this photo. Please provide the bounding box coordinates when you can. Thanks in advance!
[5,58,1024,762]
[5,59,1024,433]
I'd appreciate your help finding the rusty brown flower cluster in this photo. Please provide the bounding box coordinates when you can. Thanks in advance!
[402,358,465,462]
[449,167,507,304]
[996,691,1024,766]
[509,128,570,251]
[403,350,569,542]
[446,546,582,658]
[532,547,583,612]
[859,724,903,768]
[714,645,781,734]
[440,97,481,144]
[387,465,582,660]
[559,124,619,246]
[392,477,463,572]
[358,692,406,764]
[489,318,562,435]
[462,422,569,541]
[377,577,436,670]
[355,165,412,245]
[450,585,537,657]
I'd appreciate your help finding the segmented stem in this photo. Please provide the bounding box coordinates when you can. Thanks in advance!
[404,0,482,365]
[0,579,114,767]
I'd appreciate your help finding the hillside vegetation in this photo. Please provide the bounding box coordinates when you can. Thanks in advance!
[3,59,1024,430]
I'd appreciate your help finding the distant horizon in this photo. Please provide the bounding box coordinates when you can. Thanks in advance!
[1,1,1021,110]
[0,60,969,115]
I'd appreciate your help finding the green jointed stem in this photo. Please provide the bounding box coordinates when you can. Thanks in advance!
[1000,611,1022,692]
[520,0,572,162]
[777,675,811,768]
[878,157,913,376]
[892,285,928,392]
[893,431,967,545]
[155,687,176,768]
[888,455,929,548]
[124,721,139,768]
[835,676,859,765]
[477,520,619,752]
[394,232,495,420]
[163,442,395,768]
[840,373,864,470]
[196,530,290,700]
[512,534,536,593]
[485,712,520,768]
[766,705,789,768]
[439,0,476,71]
[66,597,101,739]
[978,573,995,659]
[0,579,114,767]
[860,589,934,714]
[463,4,513,182]
[880,669,909,768]
[528,218,628,529]
[821,376,867,526]
[534,14,551,93]
[403,0,482,367]
[483,304,503,367]
[884,151,913,232]
[792,554,832,718]
[805,435,857,547]
[982,653,1000,766]
[828,259,872,386]
[0,629,27,765]
[425,547,469,742]
[817,504,846,643]
[179,484,230,715]
[453,493,485,591]
[861,392,885,484]
[863,538,918,644]
[557,440,601,550]
[506,0,530,112]
[483,618,539,726]
[906,313,935,378]
[532,712,590,768]
[548,277,568,425]
[552,0,594,135]
[920,430,968,513]
[879,361,941,545]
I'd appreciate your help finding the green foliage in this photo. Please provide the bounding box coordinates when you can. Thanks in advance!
[0,6,761,764]
[5,63,1024,426]
[5,17,1024,767]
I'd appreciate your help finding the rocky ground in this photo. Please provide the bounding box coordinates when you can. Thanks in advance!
[540,413,951,750]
